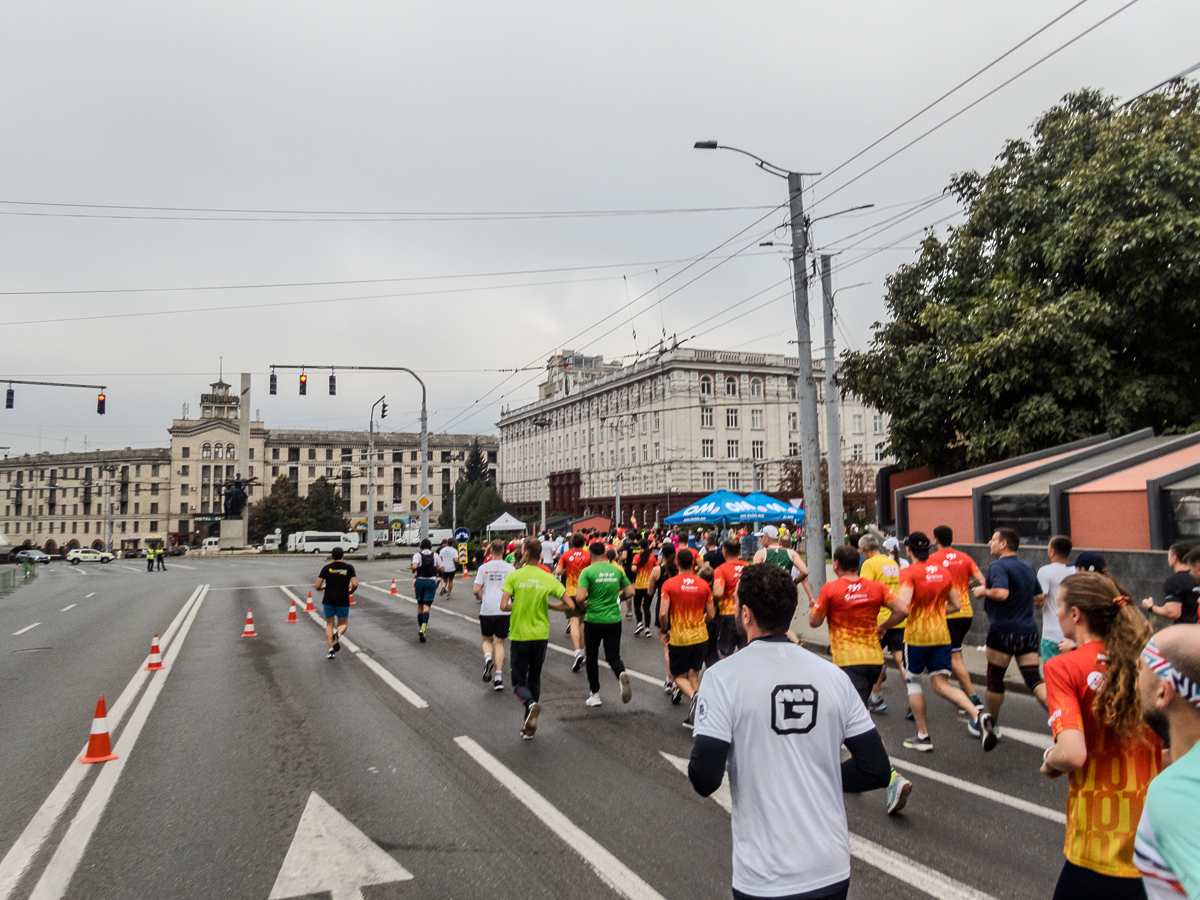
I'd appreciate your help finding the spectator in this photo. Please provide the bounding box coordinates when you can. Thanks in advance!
[1143,544,1199,625]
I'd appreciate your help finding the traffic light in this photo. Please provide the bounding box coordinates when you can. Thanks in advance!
[380,401,388,419]
[329,374,336,396]
[97,393,106,415]
[5,387,12,409]
[299,373,307,395]
[269,372,277,395]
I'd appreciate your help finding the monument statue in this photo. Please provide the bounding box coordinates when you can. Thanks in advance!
[222,472,256,519]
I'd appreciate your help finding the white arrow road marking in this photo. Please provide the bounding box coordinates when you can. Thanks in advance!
[269,792,412,900]
[457,736,667,900]
[659,751,998,900]
[12,623,40,636]
[890,757,1064,824]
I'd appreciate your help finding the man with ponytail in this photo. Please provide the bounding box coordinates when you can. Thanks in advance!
[1041,571,1162,900]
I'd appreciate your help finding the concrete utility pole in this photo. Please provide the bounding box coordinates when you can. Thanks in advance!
[367,394,385,561]
[613,420,622,531]
[531,415,550,534]
[239,373,251,546]
[820,256,843,552]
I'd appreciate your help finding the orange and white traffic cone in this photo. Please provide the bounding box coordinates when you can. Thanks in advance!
[145,634,165,671]
[349,595,355,605]
[79,695,119,764]
[304,591,314,612]
[286,599,298,623]
[389,578,397,596]
[242,608,257,637]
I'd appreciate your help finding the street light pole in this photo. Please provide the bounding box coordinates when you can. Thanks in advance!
[367,394,385,561]
[531,415,551,534]
[820,255,843,552]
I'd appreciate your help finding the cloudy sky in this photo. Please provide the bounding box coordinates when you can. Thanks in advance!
[0,0,1195,457]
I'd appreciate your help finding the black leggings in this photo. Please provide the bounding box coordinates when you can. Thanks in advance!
[509,640,548,714]
[733,879,848,900]
[584,621,626,693]
[633,589,651,626]
[1052,861,1145,900]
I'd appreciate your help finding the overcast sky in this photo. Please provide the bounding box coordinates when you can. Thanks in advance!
[0,0,1195,458]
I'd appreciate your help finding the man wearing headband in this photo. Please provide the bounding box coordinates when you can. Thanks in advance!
[1136,625,1200,899]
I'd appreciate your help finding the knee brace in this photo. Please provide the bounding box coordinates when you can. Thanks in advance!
[1019,664,1044,691]
[987,663,1007,694]
[905,672,924,696]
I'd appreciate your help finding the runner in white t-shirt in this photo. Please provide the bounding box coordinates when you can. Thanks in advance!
[474,539,515,692]
[1035,535,1076,664]
[438,540,459,597]
[690,563,892,900]
[540,534,557,567]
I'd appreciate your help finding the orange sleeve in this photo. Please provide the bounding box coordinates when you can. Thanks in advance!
[1045,655,1084,737]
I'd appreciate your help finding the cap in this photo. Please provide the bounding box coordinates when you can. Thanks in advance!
[882,536,900,553]
[905,531,931,553]
[1073,551,1107,572]
[756,525,780,539]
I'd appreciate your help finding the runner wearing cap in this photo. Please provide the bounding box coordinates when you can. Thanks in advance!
[753,525,812,604]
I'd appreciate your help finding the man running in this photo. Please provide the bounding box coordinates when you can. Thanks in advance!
[1035,534,1077,663]
[898,532,997,752]
[858,534,903,714]
[928,526,986,710]
[474,539,514,692]
[810,544,914,814]
[437,538,458,597]
[660,548,715,728]
[411,538,440,643]
[315,547,358,660]
[555,533,591,673]
[711,539,746,660]
[577,540,634,707]
[753,525,812,604]
[501,537,573,739]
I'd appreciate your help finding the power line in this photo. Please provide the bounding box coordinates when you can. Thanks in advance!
[1118,58,1200,108]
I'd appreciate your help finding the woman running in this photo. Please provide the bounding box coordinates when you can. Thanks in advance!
[1040,571,1161,900]
[648,543,680,697]
[632,540,654,637]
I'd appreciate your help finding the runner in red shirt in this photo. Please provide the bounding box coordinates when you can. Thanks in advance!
[556,533,591,670]
[659,548,715,728]
[928,526,985,706]
[711,539,747,659]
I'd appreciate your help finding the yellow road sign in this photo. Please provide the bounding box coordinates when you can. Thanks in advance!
[417,494,432,510]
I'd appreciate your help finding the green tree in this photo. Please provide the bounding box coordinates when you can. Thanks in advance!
[463,437,489,484]
[438,479,513,535]
[840,83,1200,475]
[247,475,310,542]
[305,477,348,532]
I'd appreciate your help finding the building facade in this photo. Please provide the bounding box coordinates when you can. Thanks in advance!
[497,347,893,528]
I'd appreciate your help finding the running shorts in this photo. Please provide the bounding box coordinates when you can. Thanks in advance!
[323,604,350,619]
[880,627,905,654]
[439,570,456,582]
[668,641,707,676]
[1040,638,1065,664]
[903,643,953,677]
[948,617,973,652]
[479,615,511,639]
[564,592,586,618]
[413,577,438,605]
[985,629,1040,657]
[841,664,883,704]
[713,614,740,658]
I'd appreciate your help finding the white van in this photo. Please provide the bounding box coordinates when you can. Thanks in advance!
[294,531,356,554]
[263,534,281,552]
[203,537,220,552]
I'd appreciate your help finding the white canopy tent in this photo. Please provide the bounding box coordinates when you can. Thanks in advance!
[486,512,527,535]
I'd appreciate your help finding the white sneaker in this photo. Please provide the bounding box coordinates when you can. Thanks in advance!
[585,693,602,707]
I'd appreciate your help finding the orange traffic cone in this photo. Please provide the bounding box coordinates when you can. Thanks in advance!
[145,634,165,671]
[242,608,257,637]
[349,595,355,605]
[80,695,119,764]
[304,591,314,612]
[286,599,298,623]
[389,579,397,596]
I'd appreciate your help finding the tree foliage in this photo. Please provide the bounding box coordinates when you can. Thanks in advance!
[247,476,310,542]
[840,84,1200,475]
[305,477,348,532]
[463,437,489,484]
[438,479,513,535]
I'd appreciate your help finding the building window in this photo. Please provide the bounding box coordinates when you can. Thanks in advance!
[702,471,715,491]
[180,502,188,514]
[308,467,316,477]
[642,444,648,462]
[249,449,254,459]
[852,414,864,433]
[288,448,301,462]
[750,378,763,398]
[874,443,887,462]
[227,444,236,460]
[873,414,885,434]
[787,380,797,400]
[308,448,316,460]
[360,501,367,512]
[360,484,368,495]
[699,375,713,396]
[852,443,864,461]
[723,376,737,397]
[751,408,764,430]
[726,408,739,428]
[201,444,212,459]
[214,444,223,460]
[180,484,189,495]
[272,448,280,460]
[151,465,160,477]
[727,471,740,491]
[654,442,660,460]
[181,447,190,459]
[788,411,798,432]
[150,503,159,514]
[701,407,713,428]
[727,440,739,459]
[702,439,714,459]
[272,466,279,477]
[410,500,418,511]
[752,440,765,460]
[653,411,660,432]
[641,414,647,435]
[789,441,799,457]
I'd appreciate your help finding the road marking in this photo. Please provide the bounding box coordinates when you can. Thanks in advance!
[12,623,40,636]
[891,757,1064,824]
[84,593,95,599]
[27,584,210,900]
[998,726,1053,751]
[279,587,428,709]
[171,563,196,569]
[121,566,140,572]
[457,736,667,900]
[0,585,206,900]
[60,605,76,612]
[269,792,412,900]
[659,751,998,900]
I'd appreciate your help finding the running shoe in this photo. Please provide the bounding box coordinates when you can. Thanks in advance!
[683,694,698,729]
[585,693,602,707]
[483,657,495,681]
[976,711,998,752]
[331,629,341,652]
[493,677,504,692]
[634,624,644,637]
[620,671,632,703]
[327,648,336,660]
[521,702,541,739]
[625,610,633,619]
[663,677,674,693]
[867,696,887,714]
[902,734,933,752]
[564,621,571,636]
[419,626,427,643]
[966,717,999,741]
[671,684,683,705]
[886,771,913,814]
[571,652,584,673]
[645,628,653,638]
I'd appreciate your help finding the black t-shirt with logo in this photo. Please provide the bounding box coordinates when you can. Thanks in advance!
[1164,570,1199,624]
[319,562,356,605]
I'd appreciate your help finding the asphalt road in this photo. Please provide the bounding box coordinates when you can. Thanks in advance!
[0,556,1071,900]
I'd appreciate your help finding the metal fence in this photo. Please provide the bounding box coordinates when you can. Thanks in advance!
[0,561,37,595]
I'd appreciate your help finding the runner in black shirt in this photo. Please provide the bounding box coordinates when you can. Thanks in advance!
[1143,542,1199,625]
[315,547,358,660]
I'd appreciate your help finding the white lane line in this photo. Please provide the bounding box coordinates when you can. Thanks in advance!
[120,566,140,572]
[658,752,997,900]
[12,623,40,636]
[85,593,95,599]
[457,736,667,900]
[28,584,210,900]
[0,584,206,900]
[998,726,1053,751]
[891,757,1064,824]
[279,586,428,709]
[170,563,196,570]
[60,605,76,612]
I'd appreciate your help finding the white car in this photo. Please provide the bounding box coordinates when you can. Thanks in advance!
[65,548,114,565]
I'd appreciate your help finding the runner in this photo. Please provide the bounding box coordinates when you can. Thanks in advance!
[631,540,654,636]
[858,534,903,714]
[810,544,914,814]
[702,532,724,572]
[752,525,813,604]
[500,537,573,739]
[618,530,637,619]
[659,548,715,728]
[689,562,892,900]
[711,539,746,659]
[539,532,557,568]
[648,543,680,694]
[897,532,997,752]
[1136,623,1200,898]
[315,546,358,660]
[555,533,590,672]
[971,528,1047,732]
[411,538,439,643]
[1035,534,1077,664]
[928,526,986,709]
[576,540,634,707]
[1041,571,1160,899]
[437,538,458,597]
[474,539,515,692]
[1141,541,1199,625]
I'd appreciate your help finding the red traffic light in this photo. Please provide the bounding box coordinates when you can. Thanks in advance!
[97,393,106,415]
[299,374,308,395]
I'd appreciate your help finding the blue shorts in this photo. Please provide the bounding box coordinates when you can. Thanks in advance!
[903,643,952,677]
[413,577,438,605]
[323,605,350,619]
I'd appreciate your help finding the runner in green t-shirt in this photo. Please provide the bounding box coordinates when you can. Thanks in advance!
[501,537,572,739]
[577,541,635,707]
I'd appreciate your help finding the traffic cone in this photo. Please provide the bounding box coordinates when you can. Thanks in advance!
[304,591,314,612]
[145,634,165,671]
[80,695,119,764]
[242,608,257,637]
[389,579,397,596]
[286,599,298,623]
[349,595,355,605]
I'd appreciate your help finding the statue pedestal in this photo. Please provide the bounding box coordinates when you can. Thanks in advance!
[219,519,246,551]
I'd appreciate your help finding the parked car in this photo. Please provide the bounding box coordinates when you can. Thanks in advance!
[14,549,52,564]
[167,545,188,556]
[65,548,114,565]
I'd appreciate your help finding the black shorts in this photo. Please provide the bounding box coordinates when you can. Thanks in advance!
[668,642,707,676]
[986,629,1040,657]
[439,571,456,582]
[841,664,883,704]
[880,628,905,654]
[713,614,741,657]
[479,615,510,639]
[948,618,973,652]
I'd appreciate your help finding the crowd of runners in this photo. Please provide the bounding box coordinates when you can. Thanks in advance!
[311,524,1200,900]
